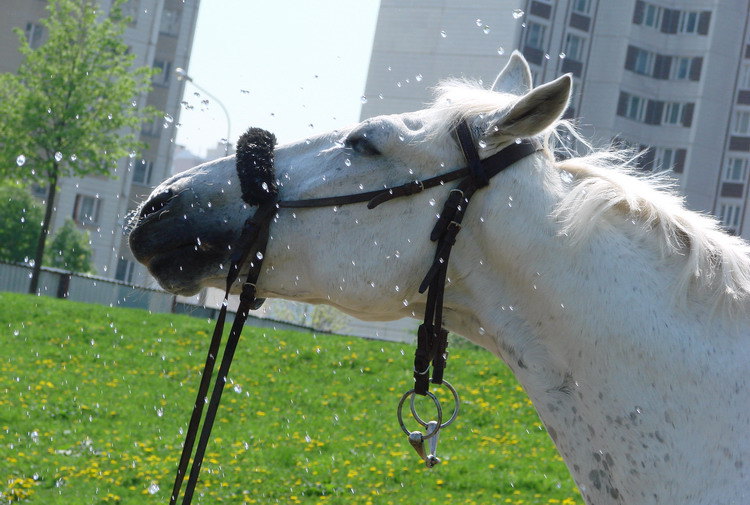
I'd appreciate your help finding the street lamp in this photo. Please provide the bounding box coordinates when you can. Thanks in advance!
[175,67,232,156]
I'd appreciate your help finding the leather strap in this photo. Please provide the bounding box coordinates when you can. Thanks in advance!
[169,204,274,505]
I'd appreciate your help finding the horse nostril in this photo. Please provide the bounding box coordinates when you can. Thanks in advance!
[140,189,175,219]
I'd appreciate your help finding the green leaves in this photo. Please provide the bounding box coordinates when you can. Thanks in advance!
[0,0,158,182]
[43,218,95,274]
[0,182,43,264]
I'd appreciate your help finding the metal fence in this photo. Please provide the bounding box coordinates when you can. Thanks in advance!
[0,261,418,342]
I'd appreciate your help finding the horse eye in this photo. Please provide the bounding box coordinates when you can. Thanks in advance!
[345,135,381,156]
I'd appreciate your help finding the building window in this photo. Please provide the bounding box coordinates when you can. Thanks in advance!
[642,3,662,28]
[633,47,654,75]
[571,0,591,15]
[526,22,546,50]
[564,34,586,62]
[741,64,750,89]
[160,8,181,36]
[620,93,646,122]
[73,194,101,225]
[719,203,742,231]
[663,102,688,125]
[734,111,750,135]
[152,60,172,86]
[25,22,44,49]
[115,258,135,284]
[132,160,154,185]
[725,157,749,182]
[655,148,677,172]
[678,11,699,33]
[670,57,691,80]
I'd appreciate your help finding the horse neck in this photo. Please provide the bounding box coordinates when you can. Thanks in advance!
[443,154,750,504]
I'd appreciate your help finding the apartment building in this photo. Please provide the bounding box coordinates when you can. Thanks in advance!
[361,0,750,238]
[0,0,200,284]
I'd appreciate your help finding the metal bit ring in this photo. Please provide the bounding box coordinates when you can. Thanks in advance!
[409,380,460,429]
[397,390,442,439]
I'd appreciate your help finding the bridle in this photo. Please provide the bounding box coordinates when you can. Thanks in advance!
[168,120,542,505]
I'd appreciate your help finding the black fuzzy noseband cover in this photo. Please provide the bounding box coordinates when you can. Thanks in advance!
[235,127,278,206]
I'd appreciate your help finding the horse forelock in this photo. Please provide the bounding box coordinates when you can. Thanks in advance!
[429,78,750,314]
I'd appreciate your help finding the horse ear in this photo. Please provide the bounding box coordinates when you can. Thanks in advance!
[487,73,572,140]
[491,50,533,95]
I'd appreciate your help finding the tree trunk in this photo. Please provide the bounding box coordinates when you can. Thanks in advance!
[28,163,59,294]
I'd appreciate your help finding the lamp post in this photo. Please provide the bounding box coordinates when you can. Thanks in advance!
[175,67,232,156]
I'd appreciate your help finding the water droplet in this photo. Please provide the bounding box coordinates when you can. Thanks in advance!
[344,158,352,167]
[478,139,487,148]
[16,155,26,166]
[163,114,174,123]
[512,9,524,19]
[483,25,490,34]
[478,327,486,335]
[440,30,447,38]
[560,303,565,309]
[475,18,483,27]
[129,151,136,158]
[429,198,436,206]
[333,206,338,213]
[156,408,164,417]
[261,181,269,192]
[358,183,364,190]
[402,299,409,307]
[360,95,368,104]
[497,47,505,56]
[398,134,405,142]
[559,52,567,59]
[378,93,384,99]
[70,154,77,161]
[394,285,400,292]
[54,152,63,162]
[396,81,402,88]
[148,483,160,494]
[256,251,264,260]
[233,384,243,393]
[544,53,551,60]
[415,74,423,82]
[515,138,522,144]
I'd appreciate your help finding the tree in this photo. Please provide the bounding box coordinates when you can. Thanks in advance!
[44,219,95,274]
[0,182,43,264]
[0,0,159,294]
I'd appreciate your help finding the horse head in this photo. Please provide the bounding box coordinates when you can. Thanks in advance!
[129,52,570,323]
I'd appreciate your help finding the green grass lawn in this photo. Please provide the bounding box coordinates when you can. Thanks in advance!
[0,292,581,505]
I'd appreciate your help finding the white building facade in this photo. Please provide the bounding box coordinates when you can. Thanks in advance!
[362,0,750,238]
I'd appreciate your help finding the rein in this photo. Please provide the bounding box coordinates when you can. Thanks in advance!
[169,121,541,505]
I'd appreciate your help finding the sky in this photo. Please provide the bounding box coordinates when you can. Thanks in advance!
[174,0,382,157]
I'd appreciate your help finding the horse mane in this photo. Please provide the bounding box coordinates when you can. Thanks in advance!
[430,79,750,313]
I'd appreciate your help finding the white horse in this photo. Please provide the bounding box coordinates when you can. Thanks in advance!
[129,52,750,504]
